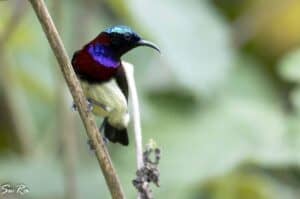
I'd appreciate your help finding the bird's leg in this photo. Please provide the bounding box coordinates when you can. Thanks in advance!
[99,119,109,144]
[87,119,109,151]
[73,98,110,150]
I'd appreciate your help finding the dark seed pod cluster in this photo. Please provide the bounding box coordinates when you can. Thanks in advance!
[133,145,161,199]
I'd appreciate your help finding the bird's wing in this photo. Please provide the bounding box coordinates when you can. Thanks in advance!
[115,64,129,101]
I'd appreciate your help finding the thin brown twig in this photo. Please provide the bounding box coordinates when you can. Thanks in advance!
[27,0,126,198]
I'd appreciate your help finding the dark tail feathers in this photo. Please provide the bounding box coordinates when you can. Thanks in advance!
[101,118,129,146]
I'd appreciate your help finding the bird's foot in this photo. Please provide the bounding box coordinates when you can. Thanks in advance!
[71,102,77,111]
[71,99,94,112]
[99,120,109,144]
[87,139,96,151]
[86,99,94,112]
[102,136,109,145]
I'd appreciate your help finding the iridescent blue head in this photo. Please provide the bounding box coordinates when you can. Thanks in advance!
[72,25,160,82]
[86,25,160,69]
[101,25,160,57]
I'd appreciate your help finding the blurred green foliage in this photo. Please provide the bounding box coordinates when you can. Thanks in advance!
[1,0,300,199]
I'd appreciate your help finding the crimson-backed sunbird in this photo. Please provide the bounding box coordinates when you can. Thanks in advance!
[71,25,160,145]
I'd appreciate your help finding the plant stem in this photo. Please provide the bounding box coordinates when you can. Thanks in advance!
[122,62,144,199]
[122,62,144,170]
[27,0,125,198]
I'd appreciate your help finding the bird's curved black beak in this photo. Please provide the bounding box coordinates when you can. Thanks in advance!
[136,39,160,53]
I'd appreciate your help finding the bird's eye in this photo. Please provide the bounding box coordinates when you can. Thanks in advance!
[124,33,131,41]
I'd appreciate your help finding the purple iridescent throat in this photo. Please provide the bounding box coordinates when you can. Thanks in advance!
[88,43,120,68]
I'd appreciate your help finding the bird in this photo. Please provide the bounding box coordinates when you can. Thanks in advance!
[71,25,160,146]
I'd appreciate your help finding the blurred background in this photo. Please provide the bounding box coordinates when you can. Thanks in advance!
[1,0,300,198]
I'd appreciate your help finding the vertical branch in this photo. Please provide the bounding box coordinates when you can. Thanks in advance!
[122,64,161,199]
[51,1,79,199]
[27,0,126,198]
[122,62,143,199]
[122,62,144,169]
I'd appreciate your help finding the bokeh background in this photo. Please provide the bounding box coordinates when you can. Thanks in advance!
[1,0,300,198]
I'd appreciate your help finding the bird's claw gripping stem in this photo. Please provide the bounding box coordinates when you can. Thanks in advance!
[86,99,94,113]
[71,99,94,113]
[71,103,77,111]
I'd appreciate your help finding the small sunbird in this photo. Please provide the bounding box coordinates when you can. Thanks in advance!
[71,25,160,145]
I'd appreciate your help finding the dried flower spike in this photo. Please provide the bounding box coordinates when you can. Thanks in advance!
[133,140,161,199]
